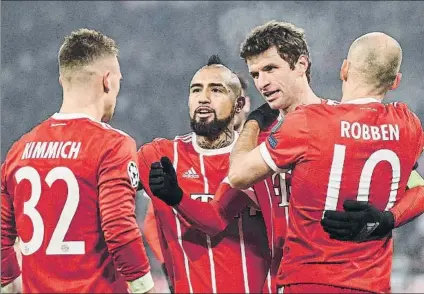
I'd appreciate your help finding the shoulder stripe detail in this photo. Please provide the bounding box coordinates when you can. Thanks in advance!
[175,133,193,142]
[325,99,340,105]
[178,133,192,139]
[100,122,130,136]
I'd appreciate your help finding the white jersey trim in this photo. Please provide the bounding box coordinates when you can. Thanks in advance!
[263,179,275,258]
[51,113,129,136]
[199,154,217,293]
[191,132,239,156]
[325,99,340,105]
[238,218,250,293]
[52,112,97,121]
[128,271,154,293]
[266,271,272,293]
[176,133,193,143]
[259,142,285,174]
[340,97,381,104]
[172,138,194,293]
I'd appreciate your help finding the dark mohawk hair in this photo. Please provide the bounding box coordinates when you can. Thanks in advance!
[207,55,226,66]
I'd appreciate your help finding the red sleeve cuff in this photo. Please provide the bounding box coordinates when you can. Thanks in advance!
[390,186,424,228]
[1,247,21,287]
[111,238,151,282]
[176,195,228,236]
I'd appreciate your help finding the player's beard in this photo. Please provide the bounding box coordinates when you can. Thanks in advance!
[190,107,235,140]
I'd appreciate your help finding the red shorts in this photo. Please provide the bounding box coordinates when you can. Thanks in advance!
[280,284,371,293]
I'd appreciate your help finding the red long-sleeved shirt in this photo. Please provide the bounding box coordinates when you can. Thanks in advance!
[1,113,151,293]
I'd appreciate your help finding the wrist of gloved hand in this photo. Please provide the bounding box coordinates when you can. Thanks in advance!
[321,200,396,242]
[165,187,183,206]
[366,210,394,240]
[150,184,183,206]
[246,103,279,130]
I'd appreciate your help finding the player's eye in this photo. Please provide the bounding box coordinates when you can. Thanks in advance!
[211,88,223,93]
[250,72,259,79]
[191,88,201,93]
[263,65,276,72]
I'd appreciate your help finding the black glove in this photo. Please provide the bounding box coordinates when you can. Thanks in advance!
[137,181,144,191]
[246,103,279,130]
[413,161,418,170]
[321,200,395,242]
[149,156,183,206]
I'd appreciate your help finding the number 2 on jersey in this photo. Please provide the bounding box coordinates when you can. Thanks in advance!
[324,144,400,216]
[15,166,85,255]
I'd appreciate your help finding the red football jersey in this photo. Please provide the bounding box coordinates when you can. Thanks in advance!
[260,98,424,292]
[172,117,289,293]
[253,116,290,291]
[143,201,165,264]
[1,113,151,293]
[138,132,271,293]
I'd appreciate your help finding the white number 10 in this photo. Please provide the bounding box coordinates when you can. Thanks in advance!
[324,144,401,216]
[15,166,85,255]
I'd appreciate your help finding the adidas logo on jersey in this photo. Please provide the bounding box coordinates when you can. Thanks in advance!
[182,167,199,178]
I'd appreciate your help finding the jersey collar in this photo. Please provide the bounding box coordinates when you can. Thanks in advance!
[52,112,97,121]
[341,97,382,104]
[192,131,239,156]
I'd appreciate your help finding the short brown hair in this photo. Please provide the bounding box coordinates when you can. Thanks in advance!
[58,28,118,71]
[237,73,249,92]
[240,20,311,83]
[363,51,401,93]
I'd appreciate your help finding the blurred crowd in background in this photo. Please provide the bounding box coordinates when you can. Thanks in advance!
[2,1,424,292]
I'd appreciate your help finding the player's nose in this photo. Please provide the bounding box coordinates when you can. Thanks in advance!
[257,72,271,91]
[198,90,211,103]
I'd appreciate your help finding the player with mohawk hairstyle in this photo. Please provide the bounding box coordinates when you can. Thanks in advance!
[150,21,424,293]
[138,55,271,293]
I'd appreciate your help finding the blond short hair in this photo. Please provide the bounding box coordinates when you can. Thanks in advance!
[58,28,118,72]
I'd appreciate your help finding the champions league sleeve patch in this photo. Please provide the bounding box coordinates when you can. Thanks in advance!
[127,161,140,188]
[268,135,278,149]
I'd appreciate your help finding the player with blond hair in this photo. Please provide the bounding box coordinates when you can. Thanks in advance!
[1,28,154,293]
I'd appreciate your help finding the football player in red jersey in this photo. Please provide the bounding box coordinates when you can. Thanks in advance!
[141,73,257,292]
[138,55,271,293]
[142,74,251,264]
[228,28,424,293]
[149,21,338,293]
[1,29,154,293]
[154,21,424,293]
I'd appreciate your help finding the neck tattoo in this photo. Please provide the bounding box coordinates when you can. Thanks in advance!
[197,128,234,149]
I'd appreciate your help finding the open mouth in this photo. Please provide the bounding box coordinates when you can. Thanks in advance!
[195,107,215,118]
[263,90,280,98]
[263,90,281,102]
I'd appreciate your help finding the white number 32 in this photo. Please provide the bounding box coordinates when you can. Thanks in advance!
[15,166,85,256]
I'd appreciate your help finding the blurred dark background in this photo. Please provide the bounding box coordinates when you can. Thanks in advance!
[2,1,424,292]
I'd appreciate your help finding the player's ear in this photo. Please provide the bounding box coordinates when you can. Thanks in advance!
[297,55,309,76]
[244,96,251,112]
[235,96,246,113]
[389,72,402,91]
[103,71,111,94]
[58,76,63,87]
[340,59,349,82]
